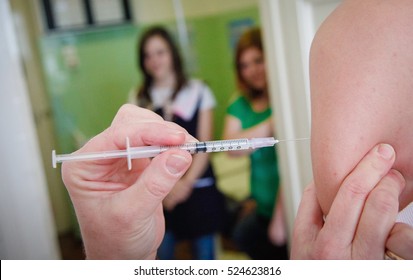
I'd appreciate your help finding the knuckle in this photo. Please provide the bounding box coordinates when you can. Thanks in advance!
[118,103,135,114]
[343,180,370,200]
[312,234,342,259]
[369,158,387,173]
[143,175,173,199]
[387,169,406,189]
[368,187,398,215]
[112,104,138,125]
[311,242,338,259]
[117,104,134,118]
[303,183,316,194]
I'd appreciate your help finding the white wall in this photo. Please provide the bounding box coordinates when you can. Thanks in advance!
[0,0,60,259]
[12,0,72,234]
[259,0,340,243]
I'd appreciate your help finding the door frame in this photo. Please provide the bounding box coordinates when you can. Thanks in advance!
[259,0,341,244]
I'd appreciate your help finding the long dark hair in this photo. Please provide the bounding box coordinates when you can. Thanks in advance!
[136,26,187,106]
[234,27,265,100]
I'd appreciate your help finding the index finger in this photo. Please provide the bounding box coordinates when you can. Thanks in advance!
[80,105,196,153]
[110,104,196,148]
[353,169,405,259]
[321,144,396,247]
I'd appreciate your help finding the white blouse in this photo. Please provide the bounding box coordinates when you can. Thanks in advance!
[128,79,216,121]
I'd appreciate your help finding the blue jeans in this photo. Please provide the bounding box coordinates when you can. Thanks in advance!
[157,231,215,260]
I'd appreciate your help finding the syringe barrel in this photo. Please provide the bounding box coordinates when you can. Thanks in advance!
[249,137,278,149]
[156,140,252,155]
[179,138,277,154]
[199,139,251,153]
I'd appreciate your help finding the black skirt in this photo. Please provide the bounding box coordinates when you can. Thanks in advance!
[164,177,227,240]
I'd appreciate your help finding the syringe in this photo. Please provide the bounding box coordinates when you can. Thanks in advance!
[52,137,285,170]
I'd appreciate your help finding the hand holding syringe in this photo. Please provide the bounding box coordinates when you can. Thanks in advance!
[52,137,307,170]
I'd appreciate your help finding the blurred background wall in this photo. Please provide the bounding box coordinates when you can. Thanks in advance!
[1,0,341,259]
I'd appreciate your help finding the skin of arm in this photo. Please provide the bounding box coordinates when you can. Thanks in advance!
[223,115,273,157]
[163,108,214,210]
[311,0,413,215]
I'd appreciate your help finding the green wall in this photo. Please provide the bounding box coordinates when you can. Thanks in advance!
[41,26,139,153]
[190,8,259,139]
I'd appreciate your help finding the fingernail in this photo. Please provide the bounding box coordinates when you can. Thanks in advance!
[172,131,185,137]
[170,130,186,140]
[166,154,190,175]
[377,144,394,160]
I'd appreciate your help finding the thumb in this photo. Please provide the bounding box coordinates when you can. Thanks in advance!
[127,149,192,216]
[291,183,323,259]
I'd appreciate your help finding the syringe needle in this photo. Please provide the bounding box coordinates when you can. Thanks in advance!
[276,138,310,142]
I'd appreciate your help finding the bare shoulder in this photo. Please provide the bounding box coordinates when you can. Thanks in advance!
[310,0,413,214]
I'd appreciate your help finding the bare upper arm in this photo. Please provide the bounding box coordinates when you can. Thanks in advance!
[197,109,213,142]
[310,0,413,214]
[223,115,242,140]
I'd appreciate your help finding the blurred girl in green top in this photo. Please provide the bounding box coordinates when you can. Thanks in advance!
[223,27,288,259]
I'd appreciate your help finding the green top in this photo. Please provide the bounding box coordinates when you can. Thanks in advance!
[227,96,280,218]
